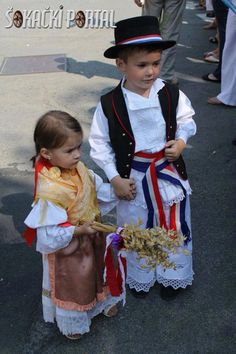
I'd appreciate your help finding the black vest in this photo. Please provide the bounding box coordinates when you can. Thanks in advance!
[101,81,187,180]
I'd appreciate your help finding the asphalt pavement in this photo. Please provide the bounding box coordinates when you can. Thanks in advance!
[0,1,236,353]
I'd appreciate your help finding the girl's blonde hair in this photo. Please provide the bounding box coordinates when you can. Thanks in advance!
[32,110,82,166]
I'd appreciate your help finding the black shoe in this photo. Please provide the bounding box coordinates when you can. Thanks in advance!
[206,11,215,18]
[129,288,148,299]
[209,36,218,44]
[160,285,181,301]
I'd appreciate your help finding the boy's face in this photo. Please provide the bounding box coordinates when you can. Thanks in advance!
[116,49,161,96]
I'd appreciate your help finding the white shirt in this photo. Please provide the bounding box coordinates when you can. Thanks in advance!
[89,78,196,181]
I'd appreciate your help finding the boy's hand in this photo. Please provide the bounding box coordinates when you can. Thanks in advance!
[111,175,136,200]
[165,139,186,162]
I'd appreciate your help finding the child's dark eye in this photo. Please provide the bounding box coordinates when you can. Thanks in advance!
[137,63,146,67]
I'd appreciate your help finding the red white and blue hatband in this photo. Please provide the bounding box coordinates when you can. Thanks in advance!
[104,16,176,59]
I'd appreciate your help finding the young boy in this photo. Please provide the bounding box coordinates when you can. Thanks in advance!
[89,16,196,300]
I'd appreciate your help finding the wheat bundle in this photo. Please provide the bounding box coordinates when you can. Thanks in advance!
[92,220,188,270]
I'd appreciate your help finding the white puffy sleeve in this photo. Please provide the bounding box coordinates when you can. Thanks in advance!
[175,90,197,143]
[89,102,119,181]
[24,199,75,254]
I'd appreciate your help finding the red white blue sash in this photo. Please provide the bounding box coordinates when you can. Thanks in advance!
[132,150,191,243]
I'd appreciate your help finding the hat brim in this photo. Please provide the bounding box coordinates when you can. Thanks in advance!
[104,40,176,59]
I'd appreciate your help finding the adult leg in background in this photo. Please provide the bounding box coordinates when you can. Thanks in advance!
[211,0,228,81]
[143,0,186,83]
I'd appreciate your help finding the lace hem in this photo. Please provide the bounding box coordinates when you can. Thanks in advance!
[55,313,91,335]
[163,188,192,207]
[127,273,194,292]
[43,301,56,323]
[42,293,124,335]
[156,273,194,289]
[129,198,147,210]
[128,188,192,209]
[126,276,156,292]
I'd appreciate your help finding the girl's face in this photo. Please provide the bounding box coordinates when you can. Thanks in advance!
[42,131,83,170]
[116,50,161,97]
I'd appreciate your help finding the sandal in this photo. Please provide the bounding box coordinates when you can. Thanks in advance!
[203,21,217,30]
[204,50,218,57]
[103,304,118,317]
[202,73,220,83]
[207,97,225,105]
[65,333,82,340]
[204,54,219,63]
[196,0,205,9]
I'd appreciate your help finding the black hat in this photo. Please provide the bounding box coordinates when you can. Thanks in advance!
[104,16,176,59]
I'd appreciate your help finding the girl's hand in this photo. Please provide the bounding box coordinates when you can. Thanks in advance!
[164,139,186,162]
[74,222,97,237]
[111,175,136,200]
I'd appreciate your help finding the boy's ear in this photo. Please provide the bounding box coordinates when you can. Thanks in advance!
[116,58,126,73]
[40,148,52,161]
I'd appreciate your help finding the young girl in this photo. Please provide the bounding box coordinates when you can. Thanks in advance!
[24,110,125,340]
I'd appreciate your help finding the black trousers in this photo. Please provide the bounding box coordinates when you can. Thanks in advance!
[212,0,228,80]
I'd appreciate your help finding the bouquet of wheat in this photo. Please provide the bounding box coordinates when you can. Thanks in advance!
[92,219,188,270]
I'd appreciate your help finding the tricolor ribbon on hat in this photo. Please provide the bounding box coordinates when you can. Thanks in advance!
[132,150,191,244]
[103,16,176,58]
[118,34,163,45]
